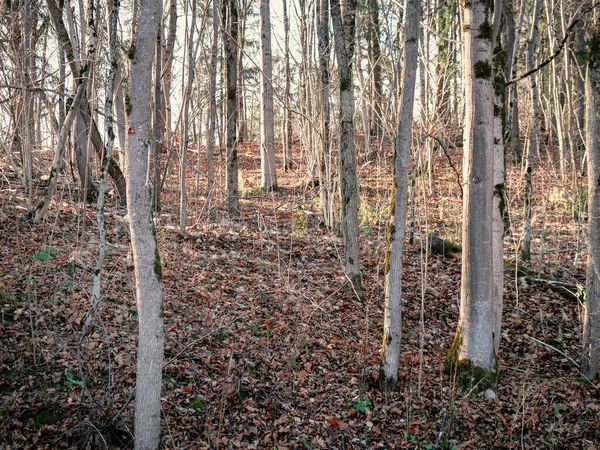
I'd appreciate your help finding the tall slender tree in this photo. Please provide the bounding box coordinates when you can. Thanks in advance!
[125,0,164,446]
[331,0,361,291]
[379,0,420,392]
[206,0,220,206]
[449,0,498,379]
[521,0,541,261]
[317,0,334,230]
[260,0,277,191]
[582,23,600,379]
[224,0,239,215]
[282,0,293,171]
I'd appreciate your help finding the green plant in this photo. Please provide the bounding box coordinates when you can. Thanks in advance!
[217,329,232,342]
[188,398,204,410]
[293,213,309,233]
[65,373,85,389]
[34,246,57,262]
[353,394,372,414]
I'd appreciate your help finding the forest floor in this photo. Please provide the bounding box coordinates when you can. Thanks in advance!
[0,138,599,449]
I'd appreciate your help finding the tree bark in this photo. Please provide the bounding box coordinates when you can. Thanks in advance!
[520,0,542,261]
[452,0,497,375]
[126,0,164,446]
[379,0,420,392]
[282,0,293,171]
[224,0,239,216]
[331,0,361,291]
[260,0,277,191]
[317,0,334,230]
[206,0,220,206]
[582,25,600,379]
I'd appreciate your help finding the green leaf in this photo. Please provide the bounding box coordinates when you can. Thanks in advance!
[553,403,561,416]
[34,246,57,262]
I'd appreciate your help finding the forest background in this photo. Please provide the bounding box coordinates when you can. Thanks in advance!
[0,0,599,448]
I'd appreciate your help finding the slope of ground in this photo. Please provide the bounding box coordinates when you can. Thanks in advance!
[0,140,598,449]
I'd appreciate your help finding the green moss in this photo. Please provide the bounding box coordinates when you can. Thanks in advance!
[444,241,462,253]
[478,20,493,41]
[494,183,506,222]
[445,330,499,391]
[473,60,492,79]
[127,42,135,59]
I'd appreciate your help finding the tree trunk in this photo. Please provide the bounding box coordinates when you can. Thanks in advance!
[331,0,361,291]
[282,0,293,171]
[224,0,239,216]
[161,0,177,137]
[521,0,541,261]
[206,0,220,206]
[582,25,600,379]
[492,5,506,354]
[317,0,334,230]
[126,0,164,446]
[379,0,420,392]
[260,0,277,191]
[367,0,382,137]
[180,0,197,234]
[451,0,497,377]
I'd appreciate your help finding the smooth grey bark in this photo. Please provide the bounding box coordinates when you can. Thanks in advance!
[492,3,505,354]
[126,0,164,446]
[505,0,525,164]
[454,0,497,372]
[520,0,542,261]
[379,0,420,392]
[180,0,197,234]
[206,0,220,205]
[153,33,163,211]
[582,26,600,379]
[317,0,334,230]
[331,0,361,291]
[282,0,293,171]
[367,0,382,137]
[259,0,277,191]
[161,0,177,135]
[223,0,239,216]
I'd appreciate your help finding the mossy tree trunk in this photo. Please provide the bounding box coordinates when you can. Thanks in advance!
[452,0,498,380]
[379,0,420,392]
[126,0,164,447]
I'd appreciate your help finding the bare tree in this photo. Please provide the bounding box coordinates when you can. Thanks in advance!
[379,0,420,392]
[260,0,277,191]
[449,0,497,379]
[206,0,220,207]
[317,0,334,230]
[125,0,164,446]
[224,0,240,216]
[282,0,293,171]
[331,0,361,290]
[582,24,600,379]
[521,0,541,261]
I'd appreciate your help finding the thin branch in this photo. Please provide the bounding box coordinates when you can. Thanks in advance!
[506,3,600,86]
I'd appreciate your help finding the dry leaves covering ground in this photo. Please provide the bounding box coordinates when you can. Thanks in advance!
[0,140,599,449]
